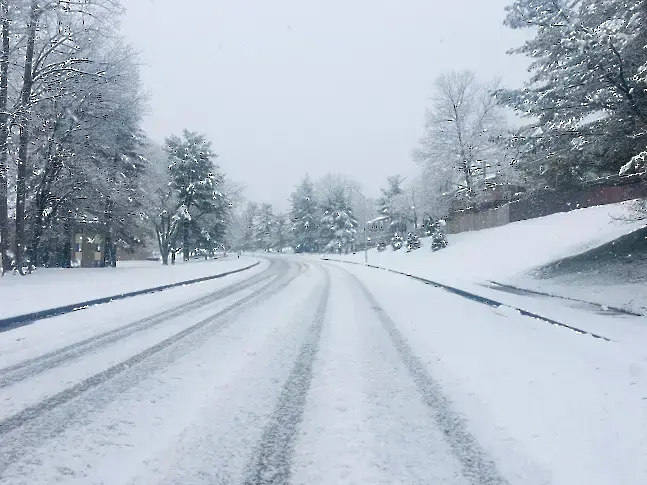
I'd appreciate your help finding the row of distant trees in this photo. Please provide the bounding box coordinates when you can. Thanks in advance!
[231,172,429,255]
[0,2,236,274]
[232,202,291,253]
[229,174,363,255]
[231,0,647,255]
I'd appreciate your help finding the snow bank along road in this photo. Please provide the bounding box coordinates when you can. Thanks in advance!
[0,256,645,484]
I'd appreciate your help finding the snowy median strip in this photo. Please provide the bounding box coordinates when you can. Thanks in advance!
[321,257,612,342]
[0,262,260,332]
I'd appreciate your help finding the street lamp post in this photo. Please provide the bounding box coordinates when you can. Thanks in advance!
[345,186,368,264]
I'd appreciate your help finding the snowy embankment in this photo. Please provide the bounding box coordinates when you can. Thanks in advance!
[0,256,259,319]
[324,201,647,336]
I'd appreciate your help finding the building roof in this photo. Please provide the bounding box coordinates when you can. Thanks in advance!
[367,215,390,225]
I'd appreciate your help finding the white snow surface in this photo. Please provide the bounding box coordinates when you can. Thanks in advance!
[0,275,272,421]
[0,257,645,484]
[325,201,647,318]
[334,202,643,283]
[0,260,269,369]
[0,256,258,319]
[337,263,647,485]
[291,266,470,485]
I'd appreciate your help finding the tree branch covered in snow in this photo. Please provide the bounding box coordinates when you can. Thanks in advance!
[500,0,647,186]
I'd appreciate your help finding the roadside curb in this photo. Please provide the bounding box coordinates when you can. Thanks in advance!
[487,280,642,317]
[321,257,612,342]
[0,261,260,332]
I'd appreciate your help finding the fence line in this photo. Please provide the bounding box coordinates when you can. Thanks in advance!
[445,175,647,234]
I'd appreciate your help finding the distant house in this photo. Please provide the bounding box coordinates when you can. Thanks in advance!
[367,214,389,232]
[366,214,390,243]
[71,220,105,268]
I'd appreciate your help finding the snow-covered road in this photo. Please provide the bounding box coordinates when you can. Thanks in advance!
[1,256,645,485]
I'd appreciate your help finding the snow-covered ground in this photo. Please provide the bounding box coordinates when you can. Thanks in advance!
[324,201,647,316]
[0,255,259,319]
[1,257,645,485]
[334,263,647,485]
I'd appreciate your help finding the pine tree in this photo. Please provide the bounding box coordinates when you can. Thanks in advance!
[320,186,357,254]
[239,202,258,251]
[273,213,289,252]
[502,0,647,183]
[255,203,274,251]
[376,175,408,234]
[290,175,319,253]
[188,189,230,257]
[166,130,223,261]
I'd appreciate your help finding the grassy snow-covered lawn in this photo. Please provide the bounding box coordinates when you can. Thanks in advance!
[0,256,259,319]
[326,200,647,315]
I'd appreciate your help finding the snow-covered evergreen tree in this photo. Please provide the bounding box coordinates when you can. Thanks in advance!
[166,130,224,261]
[255,203,274,251]
[320,186,357,254]
[290,175,319,253]
[621,151,647,176]
[502,0,647,183]
[239,202,258,251]
[376,175,408,234]
[273,213,289,252]
[188,188,231,256]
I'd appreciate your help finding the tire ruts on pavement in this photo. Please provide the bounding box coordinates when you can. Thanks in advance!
[0,261,262,332]
[346,269,510,485]
[242,267,330,485]
[0,260,306,465]
[0,259,285,390]
[322,257,611,342]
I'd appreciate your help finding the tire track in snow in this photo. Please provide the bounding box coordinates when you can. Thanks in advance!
[0,259,283,390]
[322,257,612,341]
[0,259,306,458]
[346,269,509,485]
[242,266,330,485]
[0,261,261,333]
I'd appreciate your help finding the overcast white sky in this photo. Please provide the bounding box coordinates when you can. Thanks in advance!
[120,0,529,211]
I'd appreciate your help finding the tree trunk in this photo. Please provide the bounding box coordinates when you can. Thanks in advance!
[28,220,43,270]
[29,239,38,269]
[0,0,10,275]
[156,229,169,266]
[103,235,111,268]
[14,0,38,275]
[104,237,117,267]
[103,198,113,268]
[103,237,116,268]
[156,213,174,266]
[60,237,69,268]
[64,218,72,268]
[183,219,189,261]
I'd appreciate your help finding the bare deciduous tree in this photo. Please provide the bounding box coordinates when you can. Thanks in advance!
[414,70,507,202]
[0,0,11,274]
[12,0,123,273]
